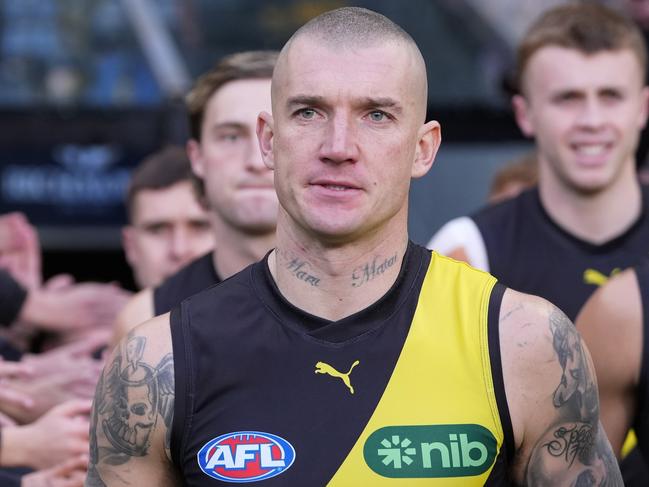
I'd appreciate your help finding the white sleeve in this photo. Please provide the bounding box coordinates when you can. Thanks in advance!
[426,216,490,272]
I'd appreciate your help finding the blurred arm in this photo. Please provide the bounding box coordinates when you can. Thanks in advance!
[576,269,642,457]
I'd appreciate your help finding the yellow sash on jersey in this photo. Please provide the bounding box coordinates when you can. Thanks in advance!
[329,252,505,485]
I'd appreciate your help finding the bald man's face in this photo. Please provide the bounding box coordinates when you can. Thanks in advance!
[258,37,439,243]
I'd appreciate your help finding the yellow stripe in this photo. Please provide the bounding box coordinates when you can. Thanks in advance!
[621,429,637,458]
[328,253,503,485]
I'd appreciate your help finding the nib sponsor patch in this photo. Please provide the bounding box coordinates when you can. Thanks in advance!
[197,431,295,482]
[364,424,497,478]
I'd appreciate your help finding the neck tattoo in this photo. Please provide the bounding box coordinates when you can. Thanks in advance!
[351,253,398,288]
[286,257,321,287]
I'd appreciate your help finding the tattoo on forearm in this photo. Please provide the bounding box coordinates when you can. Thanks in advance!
[543,423,594,466]
[286,257,321,287]
[86,335,175,484]
[351,254,397,287]
[525,307,622,486]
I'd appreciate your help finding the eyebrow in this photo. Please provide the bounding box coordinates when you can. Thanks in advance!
[210,122,248,132]
[286,95,403,114]
[286,95,327,109]
[359,97,403,115]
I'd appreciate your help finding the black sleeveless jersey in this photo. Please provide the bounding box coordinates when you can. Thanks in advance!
[472,186,649,320]
[153,252,221,316]
[169,243,514,485]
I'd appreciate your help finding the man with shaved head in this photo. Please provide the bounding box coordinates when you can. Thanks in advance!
[87,7,621,485]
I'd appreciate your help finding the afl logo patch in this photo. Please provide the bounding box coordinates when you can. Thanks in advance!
[197,431,296,482]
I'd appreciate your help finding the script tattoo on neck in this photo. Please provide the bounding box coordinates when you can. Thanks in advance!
[286,257,321,287]
[351,253,398,288]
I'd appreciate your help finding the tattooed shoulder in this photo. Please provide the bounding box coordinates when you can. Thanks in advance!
[87,327,176,486]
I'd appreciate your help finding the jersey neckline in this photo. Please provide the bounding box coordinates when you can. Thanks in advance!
[251,241,429,344]
[530,186,649,254]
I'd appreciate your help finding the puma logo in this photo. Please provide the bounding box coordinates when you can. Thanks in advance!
[583,268,620,287]
[315,360,360,394]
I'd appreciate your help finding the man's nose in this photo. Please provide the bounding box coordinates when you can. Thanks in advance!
[169,227,193,261]
[319,112,359,164]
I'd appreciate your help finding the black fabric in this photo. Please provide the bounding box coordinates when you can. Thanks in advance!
[0,466,31,486]
[171,244,436,485]
[0,340,23,361]
[484,283,515,486]
[169,243,511,485]
[0,270,27,327]
[153,252,221,316]
[472,186,649,320]
[620,448,649,487]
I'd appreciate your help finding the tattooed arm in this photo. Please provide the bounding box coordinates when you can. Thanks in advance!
[499,289,622,486]
[110,287,154,348]
[576,269,641,456]
[86,313,180,486]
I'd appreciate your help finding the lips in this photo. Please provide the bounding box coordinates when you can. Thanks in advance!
[309,179,361,191]
[570,140,613,166]
[572,142,610,156]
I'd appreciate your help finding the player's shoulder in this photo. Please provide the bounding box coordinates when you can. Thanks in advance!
[109,312,175,374]
[112,286,154,347]
[498,288,581,386]
[580,268,640,325]
[156,251,216,293]
[499,287,558,344]
[179,258,260,313]
[153,251,220,315]
[576,267,642,354]
[471,187,535,227]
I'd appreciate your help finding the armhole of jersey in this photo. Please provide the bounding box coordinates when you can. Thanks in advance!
[152,286,162,317]
[427,216,490,272]
[634,267,649,427]
[169,304,193,470]
[487,283,515,466]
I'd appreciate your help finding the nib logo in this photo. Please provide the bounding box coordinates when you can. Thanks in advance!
[364,425,497,478]
[378,435,416,469]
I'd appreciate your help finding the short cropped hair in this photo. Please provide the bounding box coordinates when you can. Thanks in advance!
[516,2,647,93]
[289,6,414,48]
[277,7,427,115]
[186,51,278,141]
[125,145,199,221]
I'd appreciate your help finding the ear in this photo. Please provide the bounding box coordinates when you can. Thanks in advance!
[186,139,205,178]
[411,120,442,179]
[512,94,535,137]
[257,111,275,170]
[122,226,137,266]
[638,86,649,130]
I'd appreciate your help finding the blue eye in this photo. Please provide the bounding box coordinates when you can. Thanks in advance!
[369,111,386,122]
[299,108,316,119]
